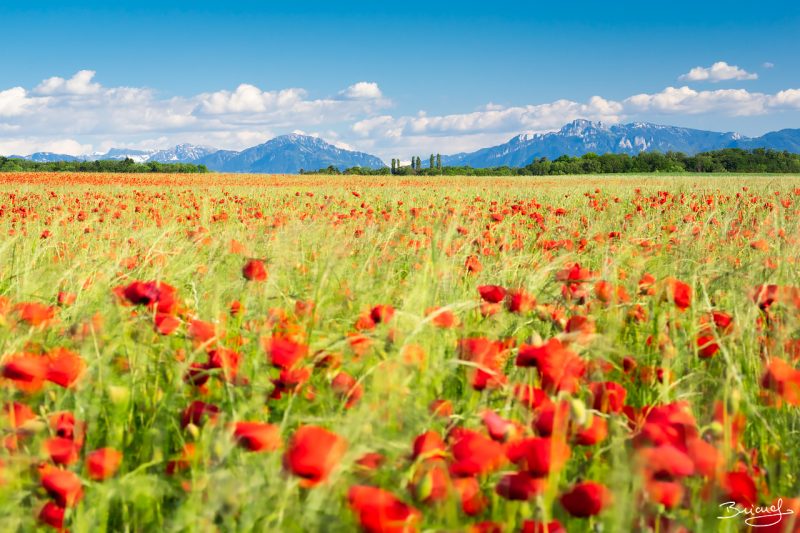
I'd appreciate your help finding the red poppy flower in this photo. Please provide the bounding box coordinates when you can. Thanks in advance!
[154,313,181,335]
[188,319,216,343]
[520,520,567,533]
[761,357,800,406]
[589,381,627,413]
[560,481,611,517]
[1,353,47,392]
[4,401,36,428]
[265,337,308,369]
[507,437,571,477]
[574,416,608,446]
[38,501,66,530]
[478,285,506,304]
[645,480,684,509]
[636,402,698,451]
[229,300,244,316]
[242,259,268,281]
[271,367,312,399]
[16,302,57,326]
[411,431,447,461]
[410,462,450,503]
[638,444,695,478]
[233,422,282,452]
[57,292,76,306]
[87,448,123,480]
[180,401,220,428]
[448,429,506,477]
[495,472,547,501]
[370,305,395,324]
[45,437,80,465]
[121,281,178,314]
[513,384,552,410]
[348,485,421,533]
[516,339,585,393]
[506,289,536,313]
[41,468,83,507]
[45,348,85,388]
[165,443,196,475]
[428,399,453,417]
[481,410,518,442]
[355,452,385,471]
[664,278,691,310]
[207,348,241,379]
[331,372,362,408]
[721,471,758,507]
[284,425,347,487]
[697,335,720,358]
[425,307,458,328]
[454,476,485,516]
[50,412,84,444]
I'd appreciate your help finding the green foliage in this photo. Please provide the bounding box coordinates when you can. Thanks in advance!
[0,156,208,173]
[303,148,800,176]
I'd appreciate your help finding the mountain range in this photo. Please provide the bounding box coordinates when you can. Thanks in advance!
[442,120,800,167]
[8,121,800,172]
[11,134,385,173]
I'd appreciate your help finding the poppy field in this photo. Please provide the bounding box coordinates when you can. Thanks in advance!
[2,172,800,532]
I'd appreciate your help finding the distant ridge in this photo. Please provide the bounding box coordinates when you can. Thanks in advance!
[9,134,385,173]
[442,120,800,168]
[8,122,800,171]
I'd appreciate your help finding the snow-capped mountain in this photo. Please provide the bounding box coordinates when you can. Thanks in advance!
[98,148,155,163]
[11,136,385,173]
[195,134,385,173]
[148,144,218,163]
[443,120,799,167]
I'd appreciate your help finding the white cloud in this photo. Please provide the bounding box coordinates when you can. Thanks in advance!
[339,82,383,100]
[0,71,389,155]
[198,84,307,114]
[0,138,92,156]
[763,62,775,69]
[0,87,41,117]
[624,86,800,116]
[353,96,623,138]
[1,69,800,161]
[679,61,758,82]
[35,70,102,95]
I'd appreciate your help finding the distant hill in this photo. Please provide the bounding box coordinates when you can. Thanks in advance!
[9,121,800,172]
[10,134,385,173]
[195,134,385,173]
[442,120,800,167]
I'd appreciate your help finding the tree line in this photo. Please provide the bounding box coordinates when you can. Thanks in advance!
[301,148,800,176]
[0,157,209,173]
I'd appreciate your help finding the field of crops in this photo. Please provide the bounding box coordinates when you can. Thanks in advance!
[1,172,800,532]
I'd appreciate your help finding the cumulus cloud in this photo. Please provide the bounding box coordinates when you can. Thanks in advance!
[625,86,800,116]
[0,87,42,117]
[353,96,624,138]
[339,82,383,100]
[0,71,389,155]
[2,69,800,160]
[35,70,102,95]
[0,138,92,156]
[763,62,775,69]
[679,61,758,82]
[198,85,308,114]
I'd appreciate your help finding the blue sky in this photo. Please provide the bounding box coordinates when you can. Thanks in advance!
[1,0,798,159]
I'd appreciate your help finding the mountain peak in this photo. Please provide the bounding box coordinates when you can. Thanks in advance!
[442,120,794,168]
